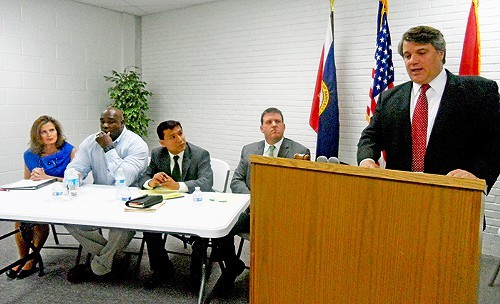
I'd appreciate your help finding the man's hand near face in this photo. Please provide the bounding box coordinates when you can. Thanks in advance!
[95,131,113,149]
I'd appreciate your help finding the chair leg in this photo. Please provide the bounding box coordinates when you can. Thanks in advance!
[74,244,92,266]
[50,224,60,245]
[75,244,83,265]
[488,260,500,287]
[236,237,245,259]
[85,252,92,266]
[134,236,146,274]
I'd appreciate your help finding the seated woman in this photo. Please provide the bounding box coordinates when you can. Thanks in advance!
[6,115,76,280]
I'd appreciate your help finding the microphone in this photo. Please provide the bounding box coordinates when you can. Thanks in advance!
[328,156,340,164]
[316,156,328,163]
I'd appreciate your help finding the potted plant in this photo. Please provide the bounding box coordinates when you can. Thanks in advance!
[104,67,153,137]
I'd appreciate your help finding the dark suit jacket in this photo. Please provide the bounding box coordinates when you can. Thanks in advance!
[139,142,213,193]
[358,70,500,192]
[230,137,311,194]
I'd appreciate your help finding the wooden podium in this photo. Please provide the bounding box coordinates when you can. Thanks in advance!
[249,156,485,304]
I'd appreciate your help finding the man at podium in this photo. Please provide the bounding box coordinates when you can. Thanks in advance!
[358,26,500,195]
[214,107,310,296]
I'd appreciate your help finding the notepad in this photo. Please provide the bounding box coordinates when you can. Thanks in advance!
[139,189,184,200]
[0,178,56,190]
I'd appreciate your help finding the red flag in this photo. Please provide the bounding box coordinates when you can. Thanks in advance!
[309,47,324,132]
[459,0,480,76]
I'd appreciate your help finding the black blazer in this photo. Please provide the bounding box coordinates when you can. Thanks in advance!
[358,70,500,192]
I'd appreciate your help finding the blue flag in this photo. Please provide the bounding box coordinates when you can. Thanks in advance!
[314,13,339,159]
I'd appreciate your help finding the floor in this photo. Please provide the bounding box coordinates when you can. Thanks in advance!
[0,221,499,303]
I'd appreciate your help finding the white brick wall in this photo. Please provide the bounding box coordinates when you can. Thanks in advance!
[142,0,500,256]
[0,0,138,183]
[0,0,498,256]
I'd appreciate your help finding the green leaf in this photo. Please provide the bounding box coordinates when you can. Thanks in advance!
[104,66,153,138]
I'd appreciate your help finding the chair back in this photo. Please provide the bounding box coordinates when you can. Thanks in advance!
[210,158,230,192]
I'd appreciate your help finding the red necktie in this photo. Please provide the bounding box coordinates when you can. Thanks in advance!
[411,84,430,172]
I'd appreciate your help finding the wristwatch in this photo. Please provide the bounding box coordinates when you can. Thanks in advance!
[103,145,114,153]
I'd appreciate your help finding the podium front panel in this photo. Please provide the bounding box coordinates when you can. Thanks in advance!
[249,156,484,304]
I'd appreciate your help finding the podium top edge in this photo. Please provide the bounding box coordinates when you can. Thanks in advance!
[249,155,486,192]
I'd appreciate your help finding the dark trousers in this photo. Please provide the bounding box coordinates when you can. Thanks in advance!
[217,210,250,268]
[143,232,170,272]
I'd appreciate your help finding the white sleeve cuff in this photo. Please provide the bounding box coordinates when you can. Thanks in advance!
[143,179,154,190]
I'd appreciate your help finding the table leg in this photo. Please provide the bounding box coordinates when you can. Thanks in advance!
[489,260,500,287]
[0,224,44,277]
[197,239,209,304]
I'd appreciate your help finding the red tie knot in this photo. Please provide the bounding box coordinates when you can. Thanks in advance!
[420,84,430,93]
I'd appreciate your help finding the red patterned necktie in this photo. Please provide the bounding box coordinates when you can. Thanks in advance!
[411,84,430,172]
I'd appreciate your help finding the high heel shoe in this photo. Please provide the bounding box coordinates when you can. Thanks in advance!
[16,268,37,279]
[5,269,18,279]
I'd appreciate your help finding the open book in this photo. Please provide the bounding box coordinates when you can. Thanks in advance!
[0,178,56,190]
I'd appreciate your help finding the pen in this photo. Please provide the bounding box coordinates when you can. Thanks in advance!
[208,198,227,202]
[0,188,9,192]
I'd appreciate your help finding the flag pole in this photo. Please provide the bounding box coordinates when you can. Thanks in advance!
[330,0,335,41]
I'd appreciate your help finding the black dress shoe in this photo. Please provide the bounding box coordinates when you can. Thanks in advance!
[144,270,166,289]
[144,260,174,290]
[212,259,246,297]
[67,264,96,284]
[16,267,38,280]
[6,269,18,279]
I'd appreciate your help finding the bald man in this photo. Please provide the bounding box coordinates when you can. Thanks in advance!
[64,107,149,283]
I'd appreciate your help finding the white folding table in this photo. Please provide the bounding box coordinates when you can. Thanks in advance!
[0,183,250,304]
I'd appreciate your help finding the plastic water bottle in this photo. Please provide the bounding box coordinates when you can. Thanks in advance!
[51,182,65,201]
[192,186,203,206]
[115,168,130,202]
[66,168,79,198]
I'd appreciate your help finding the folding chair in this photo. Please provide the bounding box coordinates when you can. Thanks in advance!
[168,158,231,275]
[488,228,500,286]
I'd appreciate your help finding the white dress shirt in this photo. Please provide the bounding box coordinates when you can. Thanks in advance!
[143,150,189,193]
[66,127,149,186]
[409,68,447,144]
[360,68,448,166]
[264,137,284,157]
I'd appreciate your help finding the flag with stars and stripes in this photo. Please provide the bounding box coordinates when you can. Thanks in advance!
[367,0,394,122]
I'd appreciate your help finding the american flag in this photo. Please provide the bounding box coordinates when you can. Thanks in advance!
[367,0,394,121]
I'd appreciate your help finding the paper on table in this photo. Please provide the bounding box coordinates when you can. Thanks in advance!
[124,201,166,213]
[144,187,178,194]
[139,190,184,200]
